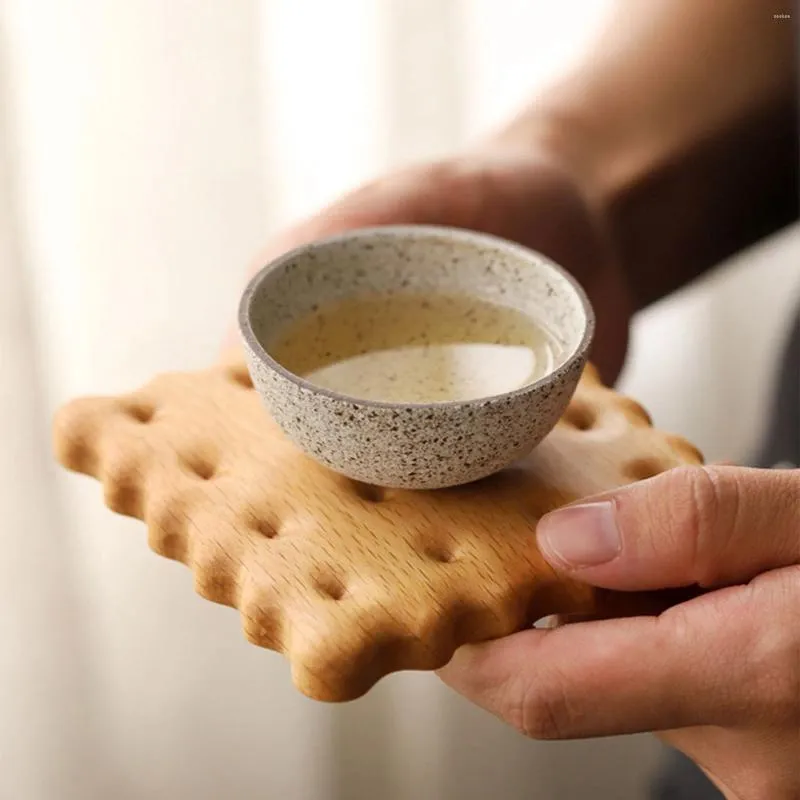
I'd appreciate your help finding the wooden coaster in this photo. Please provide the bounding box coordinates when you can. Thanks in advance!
[52,361,703,701]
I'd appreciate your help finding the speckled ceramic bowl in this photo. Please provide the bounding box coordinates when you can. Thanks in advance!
[239,225,594,490]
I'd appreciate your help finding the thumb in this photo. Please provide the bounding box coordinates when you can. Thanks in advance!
[536,465,800,591]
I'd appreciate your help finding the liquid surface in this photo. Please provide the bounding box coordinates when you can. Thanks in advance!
[269,293,560,403]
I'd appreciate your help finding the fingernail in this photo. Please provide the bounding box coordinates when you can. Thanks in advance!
[536,501,621,569]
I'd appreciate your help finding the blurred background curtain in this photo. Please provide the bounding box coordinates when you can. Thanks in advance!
[1,1,798,798]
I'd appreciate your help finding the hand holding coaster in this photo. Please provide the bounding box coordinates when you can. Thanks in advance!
[52,227,703,702]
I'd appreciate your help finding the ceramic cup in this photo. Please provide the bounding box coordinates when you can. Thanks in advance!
[239,225,594,489]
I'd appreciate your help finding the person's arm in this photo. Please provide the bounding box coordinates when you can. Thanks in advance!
[232,0,797,382]
[439,463,800,799]
[492,0,798,310]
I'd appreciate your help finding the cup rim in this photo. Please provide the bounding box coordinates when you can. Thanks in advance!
[238,224,595,410]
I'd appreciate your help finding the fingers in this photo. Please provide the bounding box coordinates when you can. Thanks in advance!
[247,158,487,277]
[535,465,800,591]
[439,566,800,738]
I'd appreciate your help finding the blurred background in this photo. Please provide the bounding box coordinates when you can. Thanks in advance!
[1,1,798,798]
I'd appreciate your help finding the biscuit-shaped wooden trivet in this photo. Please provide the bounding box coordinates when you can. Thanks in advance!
[53,362,703,701]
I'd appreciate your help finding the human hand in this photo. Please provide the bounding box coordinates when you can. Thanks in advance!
[232,143,632,384]
[438,465,800,799]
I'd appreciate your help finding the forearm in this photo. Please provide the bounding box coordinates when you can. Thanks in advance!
[492,0,798,310]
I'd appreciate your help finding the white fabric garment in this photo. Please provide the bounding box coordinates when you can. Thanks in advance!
[2,2,799,798]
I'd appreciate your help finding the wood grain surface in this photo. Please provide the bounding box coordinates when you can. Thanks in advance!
[53,361,704,702]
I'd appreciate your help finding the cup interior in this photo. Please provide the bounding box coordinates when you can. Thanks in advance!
[243,226,592,401]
